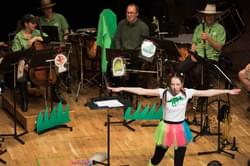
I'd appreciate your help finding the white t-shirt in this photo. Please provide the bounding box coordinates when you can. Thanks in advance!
[159,88,194,122]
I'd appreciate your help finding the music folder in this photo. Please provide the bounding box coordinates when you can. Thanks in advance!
[0,49,34,73]
[29,48,56,68]
[106,48,141,65]
[41,26,59,43]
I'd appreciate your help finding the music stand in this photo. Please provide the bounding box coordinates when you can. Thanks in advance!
[29,49,73,134]
[144,37,180,62]
[190,51,236,158]
[0,49,33,145]
[0,136,6,164]
[41,26,59,43]
[190,53,219,141]
[0,149,7,164]
[107,48,154,131]
[106,48,140,69]
[29,48,56,110]
[107,48,160,84]
[86,96,130,166]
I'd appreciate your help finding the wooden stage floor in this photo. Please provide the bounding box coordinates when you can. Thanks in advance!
[0,80,250,166]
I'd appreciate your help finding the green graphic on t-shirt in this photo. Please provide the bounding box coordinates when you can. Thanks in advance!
[168,96,184,107]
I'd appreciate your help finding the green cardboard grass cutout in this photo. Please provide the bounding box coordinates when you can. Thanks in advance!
[36,102,70,133]
[124,103,163,120]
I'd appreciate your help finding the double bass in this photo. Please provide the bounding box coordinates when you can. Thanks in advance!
[29,40,57,87]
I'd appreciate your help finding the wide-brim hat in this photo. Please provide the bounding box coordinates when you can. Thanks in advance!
[198,4,223,15]
[38,0,56,10]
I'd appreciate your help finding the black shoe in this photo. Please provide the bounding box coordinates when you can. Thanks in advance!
[21,99,28,112]
[51,83,67,104]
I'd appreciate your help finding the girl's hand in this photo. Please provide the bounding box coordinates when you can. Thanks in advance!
[107,87,123,93]
[228,89,241,95]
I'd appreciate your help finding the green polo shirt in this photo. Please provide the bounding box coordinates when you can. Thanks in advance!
[192,22,226,61]
[40,13,69,41]
[12,29,42,52]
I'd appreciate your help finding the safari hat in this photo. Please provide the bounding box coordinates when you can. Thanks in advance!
[38,0,56,10]
[198,4,223,15]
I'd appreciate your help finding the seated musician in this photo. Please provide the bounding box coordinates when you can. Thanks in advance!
[176,3,226,89]
[113,3,149,83]
[113,3,149,103]
[238,63,250,112]
[11,14,66,112]
[38,0,69,42]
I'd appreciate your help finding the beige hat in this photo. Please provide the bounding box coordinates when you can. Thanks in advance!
[198,4,223,15]
[38,0,56,10]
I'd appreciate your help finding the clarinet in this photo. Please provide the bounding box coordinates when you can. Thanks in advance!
[202,18,207,59]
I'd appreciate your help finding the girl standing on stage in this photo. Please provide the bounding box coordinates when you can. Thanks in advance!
[108,73,240,166]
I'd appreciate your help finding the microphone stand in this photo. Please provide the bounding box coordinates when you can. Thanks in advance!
[201,19,210,134]
[192,20,236,158]
[192,19,214,141]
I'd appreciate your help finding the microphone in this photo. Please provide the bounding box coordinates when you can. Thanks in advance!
[202,18,206,44]
[201,18,207,59]
[202,18,205,32]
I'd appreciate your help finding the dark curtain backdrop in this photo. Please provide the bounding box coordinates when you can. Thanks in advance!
[0,0,244,41]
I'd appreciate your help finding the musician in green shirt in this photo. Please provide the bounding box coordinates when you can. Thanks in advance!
[176,3,226,89]
[38,0,69,42]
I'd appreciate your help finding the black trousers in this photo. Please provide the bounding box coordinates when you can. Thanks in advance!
[150,145,186,166]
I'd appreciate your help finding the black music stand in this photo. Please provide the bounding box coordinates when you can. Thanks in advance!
[41,26,59,43]
[106,48,141,71]
[0,150,7,164]
[189,51,222,141]
[0,137,7,164]
[0,49,33,145]
[86,96,130,166]
[106,48,146,131]
[190,51,236,158]
[143,37,180,62]
[29,49,56,111]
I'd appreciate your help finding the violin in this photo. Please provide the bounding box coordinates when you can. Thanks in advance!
[29,40,57,87]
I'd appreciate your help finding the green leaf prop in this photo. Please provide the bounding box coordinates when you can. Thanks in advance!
[36,102,71,133]
[124,103,163,120]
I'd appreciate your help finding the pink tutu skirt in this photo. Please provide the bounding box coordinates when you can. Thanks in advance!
[154,120,193,148]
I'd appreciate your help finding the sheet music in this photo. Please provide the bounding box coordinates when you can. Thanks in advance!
[94,99,124,108]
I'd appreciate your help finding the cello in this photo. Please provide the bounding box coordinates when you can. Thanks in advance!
[29,40,57,87]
